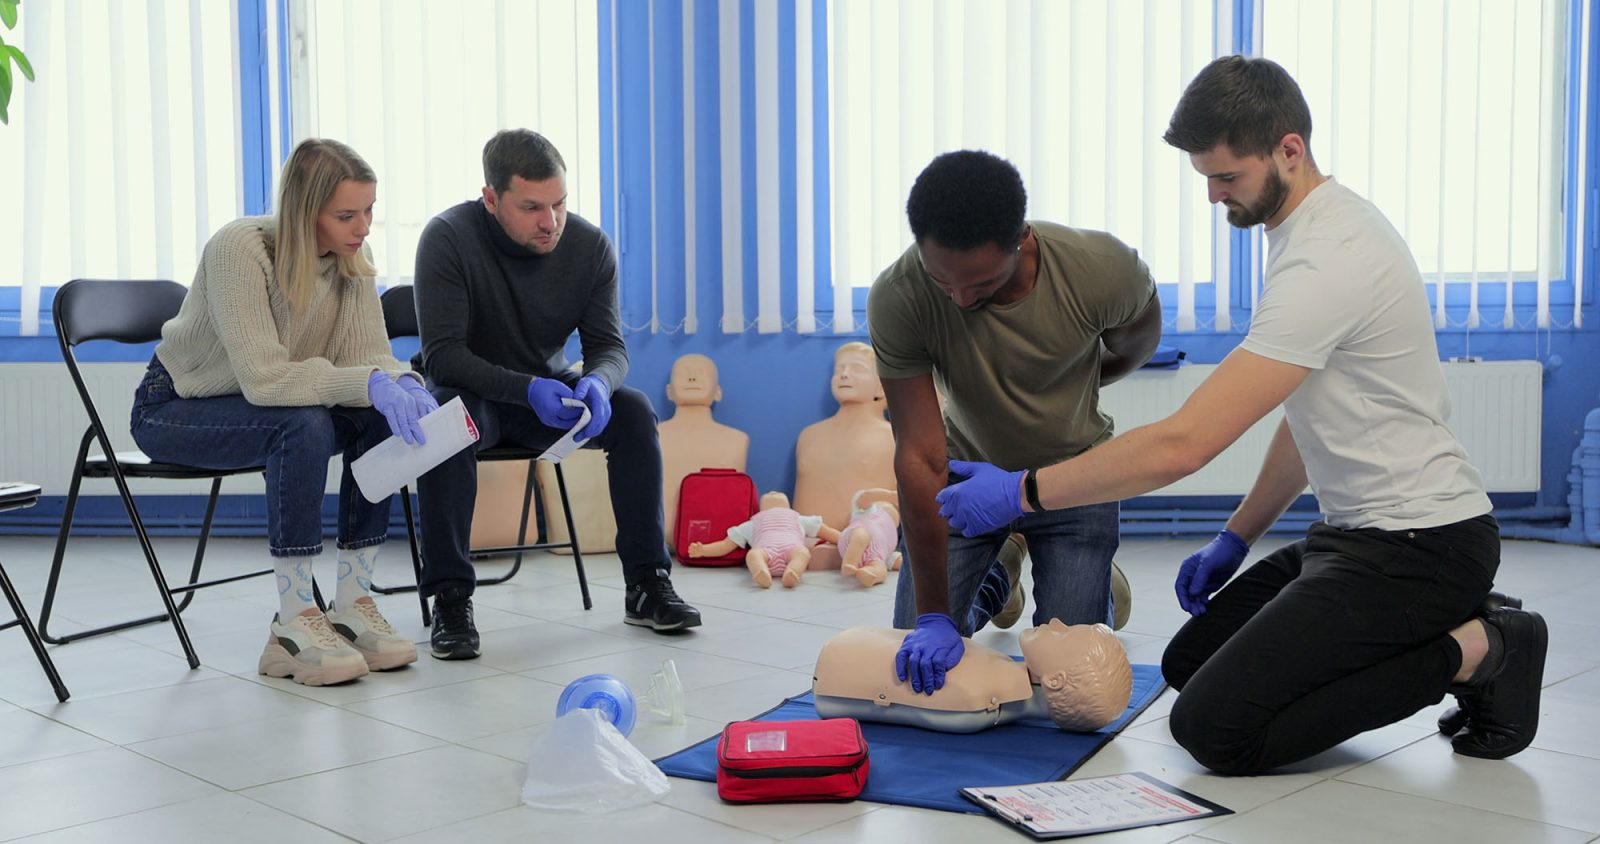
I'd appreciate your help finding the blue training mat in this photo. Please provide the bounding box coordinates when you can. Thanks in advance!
[654,663,1166,814]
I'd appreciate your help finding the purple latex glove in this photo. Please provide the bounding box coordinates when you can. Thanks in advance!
[368,371,426,445]
[527,377,584,429]
[396,375,440,415]
[894,612,966,694]
[935,459,1025,537]
[1174,529,1250,616]
[572,375,612,442]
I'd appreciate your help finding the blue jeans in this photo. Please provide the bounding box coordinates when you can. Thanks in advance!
[892,501,1121,634]
[128,357,394,557]
[414,381,672,596]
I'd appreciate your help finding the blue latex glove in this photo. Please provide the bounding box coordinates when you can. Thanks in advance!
[396,375,440,415]
[527,377,584,429]
[894,612,966,694]
[368,371,426,445]
[572,375,612,442]
[935,459,1025,537]
[1174,529,1250,617]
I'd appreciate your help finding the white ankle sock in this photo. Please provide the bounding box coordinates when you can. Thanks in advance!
[274,557,318,621]
[335,546,378,611]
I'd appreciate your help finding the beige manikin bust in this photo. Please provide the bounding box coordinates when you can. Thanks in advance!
[793,342,896,569]
[812,621,1133,733]
[660,353,750,546]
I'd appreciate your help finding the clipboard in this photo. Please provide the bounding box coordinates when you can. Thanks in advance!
[960,772,1231,839]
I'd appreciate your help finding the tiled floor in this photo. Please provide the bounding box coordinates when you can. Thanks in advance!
[1,533,1597,843]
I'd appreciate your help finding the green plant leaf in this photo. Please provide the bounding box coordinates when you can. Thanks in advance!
[0,1,16,31]
[8,45,27,81]
[0,63,11,125]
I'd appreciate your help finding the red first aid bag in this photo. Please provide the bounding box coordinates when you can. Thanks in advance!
[715,718,870,803]
[674,468,758,566]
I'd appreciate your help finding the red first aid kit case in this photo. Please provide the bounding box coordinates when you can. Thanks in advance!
[675,468,759,566]
[715,718,870,803]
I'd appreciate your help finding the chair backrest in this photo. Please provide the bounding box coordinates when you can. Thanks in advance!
[53,279,187,349]
[380,285,419,341]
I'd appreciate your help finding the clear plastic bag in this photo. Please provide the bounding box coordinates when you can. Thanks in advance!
[521,707,671,813]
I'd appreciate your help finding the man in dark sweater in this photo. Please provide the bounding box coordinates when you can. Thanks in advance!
[413,129,702,659]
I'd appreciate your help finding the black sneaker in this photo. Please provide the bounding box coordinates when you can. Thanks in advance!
[1452,606,1547,759]
[430,586,480,660]
[625,569,702,633]
[1438,591,1524,735]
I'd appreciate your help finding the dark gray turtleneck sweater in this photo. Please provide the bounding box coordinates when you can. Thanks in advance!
[412,200,627,405]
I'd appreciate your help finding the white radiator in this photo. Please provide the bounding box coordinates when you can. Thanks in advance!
[0,359,1543,498]
[1097,360,1542,495]
[0,362,321,497]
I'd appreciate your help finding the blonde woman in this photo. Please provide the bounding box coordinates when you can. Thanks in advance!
[130,138,428,685]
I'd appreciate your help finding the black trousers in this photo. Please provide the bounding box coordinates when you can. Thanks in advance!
[416,382,672,596]
[1161,514,1500,775]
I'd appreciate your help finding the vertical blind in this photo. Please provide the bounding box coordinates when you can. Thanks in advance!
[294,0,603,293]
[0,0,242,336]
[826,0,1217,331]
[1260,0,1573,329]
[607,0,832,335]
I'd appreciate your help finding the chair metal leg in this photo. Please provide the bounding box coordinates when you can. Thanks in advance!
[40,428,234,668]
[470,461,535,587]
[553,463,593,610]
[400,487,430,626]
[370,490,434,626]
[0,559,70,702]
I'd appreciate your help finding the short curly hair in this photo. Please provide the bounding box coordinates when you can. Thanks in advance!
[905,150,1028,251]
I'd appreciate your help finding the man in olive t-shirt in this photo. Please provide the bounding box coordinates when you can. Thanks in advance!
[868,150,1161,693]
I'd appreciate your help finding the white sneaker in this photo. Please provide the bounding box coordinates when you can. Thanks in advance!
[326,600,419,671]
[259,612,370,686]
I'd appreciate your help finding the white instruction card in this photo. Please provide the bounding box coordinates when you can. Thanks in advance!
[960,772,1230,839]
[351,397,480,503]
[536,398,592,464]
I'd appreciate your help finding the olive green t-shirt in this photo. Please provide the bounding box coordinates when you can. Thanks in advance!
[866,221,1157,471]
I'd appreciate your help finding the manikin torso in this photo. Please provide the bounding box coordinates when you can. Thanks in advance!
[812,621,1133,733]
[660,354,750,546]
[794,350,895,566]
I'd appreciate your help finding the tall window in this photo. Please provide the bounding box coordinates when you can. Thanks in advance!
[1261,0,1571,329]
[0,0,242,335]
[828,0,1217,328]
[293,0,604,288]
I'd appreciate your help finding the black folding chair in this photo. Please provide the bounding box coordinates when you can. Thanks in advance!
[38,279,275,669]
[1,482,69,701]
[374,285,592,625]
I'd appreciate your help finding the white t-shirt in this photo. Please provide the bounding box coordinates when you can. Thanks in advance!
[1241,178,1492,531]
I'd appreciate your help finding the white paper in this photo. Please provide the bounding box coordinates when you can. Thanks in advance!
[961,772,1229,837]
[537,398,592,464]
[351,397,480,503]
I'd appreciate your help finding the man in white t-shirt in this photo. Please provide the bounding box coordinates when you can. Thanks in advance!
[931,55,1545,774]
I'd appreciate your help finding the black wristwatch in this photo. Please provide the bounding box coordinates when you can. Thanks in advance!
[1023,468,1047,513]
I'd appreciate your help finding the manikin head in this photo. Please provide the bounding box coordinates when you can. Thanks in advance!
[759,491,792,511]
[831,342,885,407]
[1019,619,1133,731]
[667,353,721,409]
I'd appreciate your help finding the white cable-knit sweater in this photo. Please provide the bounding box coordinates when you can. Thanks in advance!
[155,217,414,406]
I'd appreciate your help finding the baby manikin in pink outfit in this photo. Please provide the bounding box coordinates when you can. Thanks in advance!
[839,488,902,587]
[687,491,842,588]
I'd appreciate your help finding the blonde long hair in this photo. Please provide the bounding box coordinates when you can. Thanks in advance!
[273,138,378,313]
